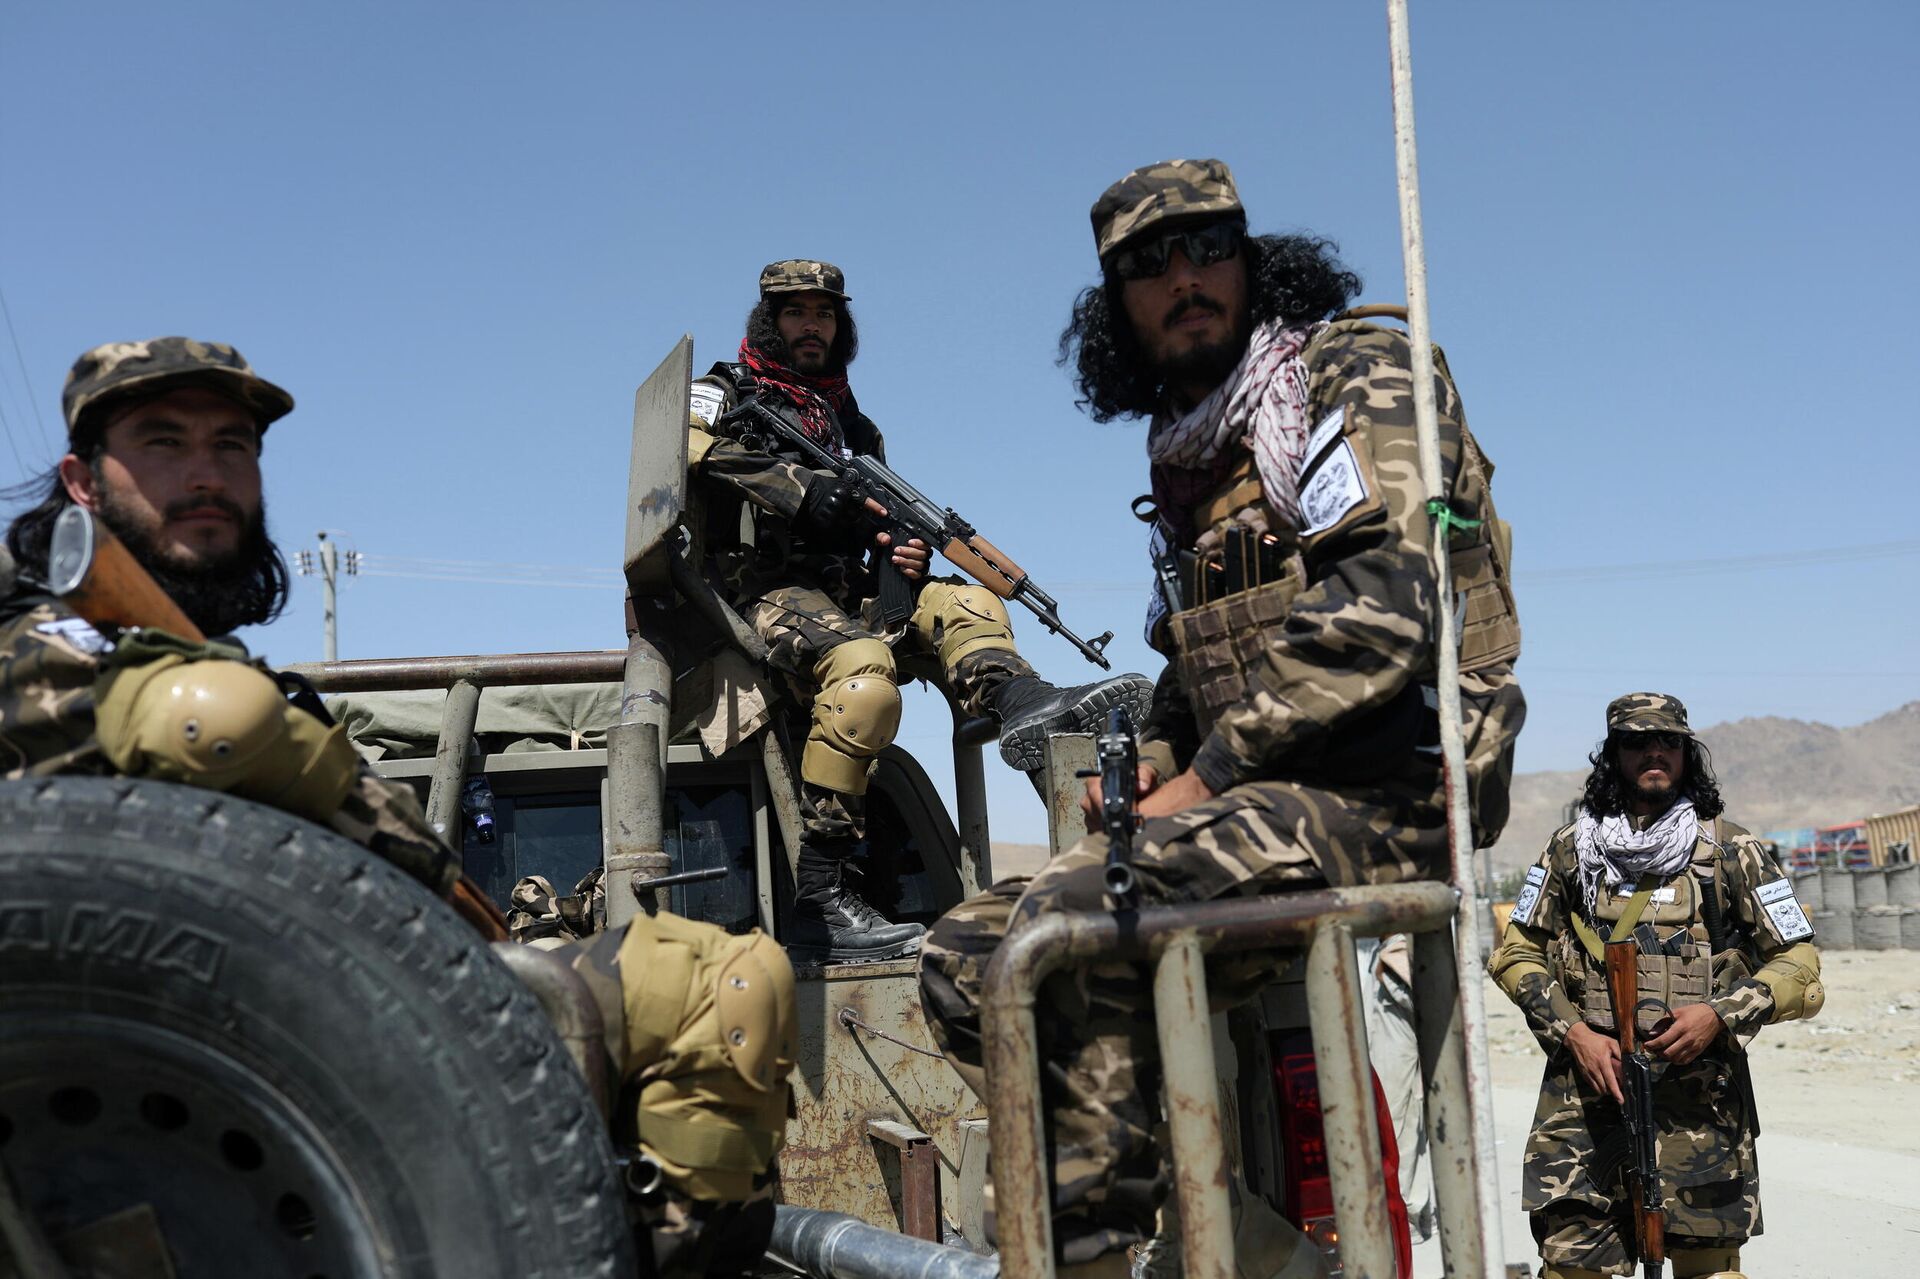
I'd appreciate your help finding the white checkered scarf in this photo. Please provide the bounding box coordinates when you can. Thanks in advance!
[1574,800,1699,920]
[1144,320,1323,530]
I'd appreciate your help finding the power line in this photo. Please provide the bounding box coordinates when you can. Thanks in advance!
[0,283,53,460]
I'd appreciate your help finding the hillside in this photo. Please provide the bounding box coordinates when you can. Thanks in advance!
[1488,700,1920,876]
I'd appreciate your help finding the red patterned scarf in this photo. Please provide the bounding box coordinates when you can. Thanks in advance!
[739,340,853,447]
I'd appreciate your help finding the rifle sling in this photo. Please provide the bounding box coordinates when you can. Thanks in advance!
[1571,873,1663,965]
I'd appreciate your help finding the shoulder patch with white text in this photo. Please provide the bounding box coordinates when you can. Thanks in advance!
[1299,440,1369,534]
[689,381,726,428]
[1303,405,1347,465]
[1754,878,1814,942]
[35,617,112,656]
[1511,865,1548,927]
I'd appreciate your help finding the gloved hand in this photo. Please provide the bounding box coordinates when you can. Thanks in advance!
[795,471,868,538]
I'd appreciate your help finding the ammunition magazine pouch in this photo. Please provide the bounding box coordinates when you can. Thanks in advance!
[1450,538,1520,671]
[1169,574,1303,737]
[617,913,797,1202]
[1570,874,1714,1033]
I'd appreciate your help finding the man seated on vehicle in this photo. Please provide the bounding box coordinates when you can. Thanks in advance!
[0,337,452,891]
[918,160,1526,1276]
[1,338,799,1277]
[687,259,1153,962]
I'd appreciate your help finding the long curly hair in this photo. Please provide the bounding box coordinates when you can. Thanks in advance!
[3,423,290,636]
[1058,230,1363,421]
[744,295,859,372]
[1580,735,1725,820]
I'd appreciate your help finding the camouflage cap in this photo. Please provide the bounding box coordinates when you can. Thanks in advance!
[1606,692,1694,737]
[1091,158,1245,260]
[62,337,294,438]
[758,260,849,300]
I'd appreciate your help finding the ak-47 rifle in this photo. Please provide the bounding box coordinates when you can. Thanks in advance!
[1604,937,1669,1279]
[727,396,1115,669]
[45,506,511,942]
[1075,707,1140,906]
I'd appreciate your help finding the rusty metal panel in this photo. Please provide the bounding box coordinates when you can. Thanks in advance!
[1042,733,1095,860]
[625,336,692,590]
[1412,925,1488,1279]
[289,649,625,694]
[1866,804,1920,866]
[781,961,981,1239]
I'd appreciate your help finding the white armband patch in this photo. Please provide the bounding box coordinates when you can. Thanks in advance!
[1303,405,1347,465]
[1755,877,1814,942]
[1511,865,1548,927]
[689,381,726,428]
[35,617,112,656]
[1299,441,1369,534]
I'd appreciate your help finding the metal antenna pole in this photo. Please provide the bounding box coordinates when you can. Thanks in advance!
[318,531,339,662]
[1385,2,1508,1274]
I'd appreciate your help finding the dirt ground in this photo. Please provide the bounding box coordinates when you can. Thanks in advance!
[1438,949,1920,1277]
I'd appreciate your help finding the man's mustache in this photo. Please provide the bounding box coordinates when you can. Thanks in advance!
[164,494,248,523]
[1164,294,1225,329]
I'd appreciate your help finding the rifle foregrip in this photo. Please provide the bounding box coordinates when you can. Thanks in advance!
[943,538,1019,599]
[965,533,1025,583]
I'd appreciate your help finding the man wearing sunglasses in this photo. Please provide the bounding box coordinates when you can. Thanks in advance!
[687,260,1153,964]
[919,158,1525,1274]
[1488,693,1822,1279]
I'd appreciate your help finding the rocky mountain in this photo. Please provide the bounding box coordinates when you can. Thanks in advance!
[1488,701,1920,877]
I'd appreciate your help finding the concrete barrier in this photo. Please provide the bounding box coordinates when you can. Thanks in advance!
[1887,863,1920,907]
[1793,869,1823,913]
[1820,868,1856,912]
[1855,905,1903,951]
[1853,869,1889,909]
[1814,908,1853,949]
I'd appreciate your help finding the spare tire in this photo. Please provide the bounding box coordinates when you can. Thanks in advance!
[0,776,633,1278]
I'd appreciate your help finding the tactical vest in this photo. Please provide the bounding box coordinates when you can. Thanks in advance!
[1565,830,1737,1034]
[1163,318,1520,796]
[691,362,883,601]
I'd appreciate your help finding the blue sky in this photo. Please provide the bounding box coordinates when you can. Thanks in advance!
[4,3,1915,844]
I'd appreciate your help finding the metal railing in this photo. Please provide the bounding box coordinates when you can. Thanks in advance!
[979,882,1488,1279]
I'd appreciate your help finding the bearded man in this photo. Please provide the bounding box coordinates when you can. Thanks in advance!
[917,159,1525,1275]
[687,260,1152,963]
[1489,693,1822,1279]
[0,337,451,888]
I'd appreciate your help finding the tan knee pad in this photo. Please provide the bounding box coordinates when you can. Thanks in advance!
[802,639,899,794]
[95,656,357,823]
[911,581,1015,671]
[1669,1246,1741,1278]
[618,914,797,1201]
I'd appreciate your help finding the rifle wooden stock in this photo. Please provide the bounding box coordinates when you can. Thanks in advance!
[941,537,1017,599]
[1605,939,1640,1050]
[54,507,205,643]
[452,876,511,941]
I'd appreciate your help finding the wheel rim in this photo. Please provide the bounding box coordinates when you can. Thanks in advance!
[0,1012,388,1278]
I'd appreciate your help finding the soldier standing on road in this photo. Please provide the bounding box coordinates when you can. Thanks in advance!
[688,260,1153,962]
[1488,693,1824,1279]
[917,159,1525,1275]
[0,338,802,1277]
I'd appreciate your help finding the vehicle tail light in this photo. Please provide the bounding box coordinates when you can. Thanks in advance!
[1271,1028,1414,1279]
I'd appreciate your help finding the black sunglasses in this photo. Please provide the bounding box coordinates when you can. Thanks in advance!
[1617,731,1687,751]
[1110,221,1245,281]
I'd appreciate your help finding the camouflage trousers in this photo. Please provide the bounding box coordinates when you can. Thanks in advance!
[918,763,1446,1263]
[1524,1046,1760,1272]
[742,579,1029,845]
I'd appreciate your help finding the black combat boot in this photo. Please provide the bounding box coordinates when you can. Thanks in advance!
[788,845,926,963]
[991,672,1156,773]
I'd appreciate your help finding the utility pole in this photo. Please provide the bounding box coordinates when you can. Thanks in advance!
[295,532,360,661]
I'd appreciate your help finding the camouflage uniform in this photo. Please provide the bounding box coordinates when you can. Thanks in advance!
[919,160,1525,1262]
[0,337,454,895]
[1488,693,1823,1277]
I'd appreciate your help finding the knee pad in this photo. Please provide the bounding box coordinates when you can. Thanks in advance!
[912,582,1016,670]
[615,914,797,1202]
[96,656,357,823]
[802,639,900,794]
[1669,1247,1741,1278]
